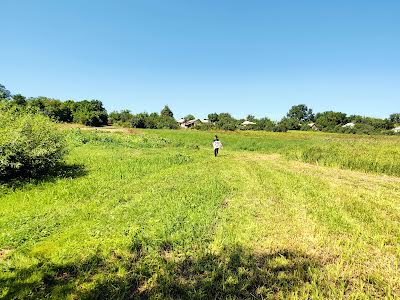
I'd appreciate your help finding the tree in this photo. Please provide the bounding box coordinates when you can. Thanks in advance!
[161,105,174,118]
[109,110,133,124]
[131,113,149,128]
[246,115,256,122]
[315,111,347,131]
[273,121,289,132]
[0,109,67,180]
[358,117,393,130]
[26,97,73,122]
[286,104,314,123]
[184,114,195,120]
[73,100,108,126]
[146,112,160,129]
[390,113,400,124]
[208,113,219,123]
[0,84,11,100]
[12,94,27,105]
[216,113,239,131]
[157,115,178,129]
[256,117,275,131]
[278,117,301,130]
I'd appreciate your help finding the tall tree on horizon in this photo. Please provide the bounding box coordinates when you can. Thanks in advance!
[286,104,314,123]
[0,84,11,100]
[161,105,174,118]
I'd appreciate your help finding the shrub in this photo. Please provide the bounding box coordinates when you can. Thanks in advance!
[72,100,108,126]
[156,116,178,129]
[0,108,67,180]
[273,122,289,132]
[194,122,214,131]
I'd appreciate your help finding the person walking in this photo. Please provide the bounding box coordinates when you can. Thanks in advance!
[212,135,222,157]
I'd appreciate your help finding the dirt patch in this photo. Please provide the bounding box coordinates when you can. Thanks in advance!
[79,126,136,134]
[60,124,142,135]
[0,247,13,260]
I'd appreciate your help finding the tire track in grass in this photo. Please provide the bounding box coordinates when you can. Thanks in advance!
[213,154,320,253]
[209,155,327,299]
[221,152,400,297]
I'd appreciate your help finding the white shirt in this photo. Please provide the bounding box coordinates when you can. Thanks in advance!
[213,140,222,149]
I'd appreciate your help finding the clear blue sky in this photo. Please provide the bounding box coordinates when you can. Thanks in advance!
[2,0,399,120]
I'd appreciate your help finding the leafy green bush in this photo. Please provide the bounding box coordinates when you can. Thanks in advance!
[0,108,67,180]
[71,100,108,126]
[66,129,171,148]
[194,122,214,131]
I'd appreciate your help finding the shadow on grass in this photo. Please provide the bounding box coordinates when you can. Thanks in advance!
[0,246,324,299]
[0,163,87,191]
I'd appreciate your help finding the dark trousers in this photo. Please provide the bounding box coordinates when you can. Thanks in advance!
[214,148,219,157]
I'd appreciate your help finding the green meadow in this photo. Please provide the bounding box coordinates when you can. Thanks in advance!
[1,128,400,299]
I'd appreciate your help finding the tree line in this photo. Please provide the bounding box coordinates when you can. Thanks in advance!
[1,83,399,134]
[107,104,400,135]
[0,84,108,126]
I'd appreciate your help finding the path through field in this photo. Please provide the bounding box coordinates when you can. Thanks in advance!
[1,130,399,299]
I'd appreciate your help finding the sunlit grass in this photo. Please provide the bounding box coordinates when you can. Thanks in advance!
[0,129,399,299]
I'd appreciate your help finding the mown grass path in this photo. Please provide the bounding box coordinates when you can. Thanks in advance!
[1,130,399,299]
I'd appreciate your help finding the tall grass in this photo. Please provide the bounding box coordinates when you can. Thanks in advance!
[152,129,400,176]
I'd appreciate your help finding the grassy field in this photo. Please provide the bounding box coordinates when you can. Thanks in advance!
[1,128,400,299]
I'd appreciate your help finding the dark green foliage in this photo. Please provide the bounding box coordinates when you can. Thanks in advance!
[30,97,73,122]
[12,94,27,106]
[314,113,395,134]
[131,113,148,128]
[72,100,108,126]
[208,113,219,123]
[286,104,314,123]
[315,111,348,131]
[353,123,376,134]
[0,83,11,100]
[109,110,134,126]
[278,117,300,130]
[216,113,239,131]
[194,122,214,130]
[389,113,400,124]
[2,84,399,135]
[0,107,67,180]
[146,112,161,129]
[157,115,178,129]
[255,117,275,131]
[161,105,174,118]
[184,114,195,120]
[273,122,289,132]
[1,85,107,126]
[205,113,276,132]
[205,113,239,131]
[246,114,256,122]
[131,111,178,129]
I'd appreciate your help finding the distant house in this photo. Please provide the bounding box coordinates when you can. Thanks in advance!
[392,126,400,133]
[342,122,355,128]
[177,118,187,128]
[307,123,319,131]
[178,118,210,128]
[242,120,256,126]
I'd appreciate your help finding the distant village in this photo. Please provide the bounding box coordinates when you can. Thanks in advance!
[177,117,400,133]
[177,118,257,129]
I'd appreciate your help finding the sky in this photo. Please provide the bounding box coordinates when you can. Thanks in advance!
[2,0,399,120]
